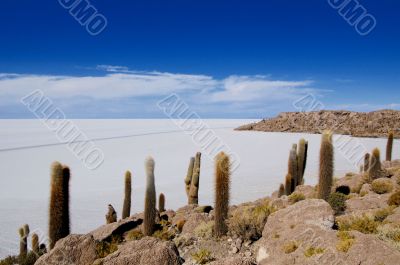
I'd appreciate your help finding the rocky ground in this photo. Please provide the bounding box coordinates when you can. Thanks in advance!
[30,160,400,265]
[235,110,400,138]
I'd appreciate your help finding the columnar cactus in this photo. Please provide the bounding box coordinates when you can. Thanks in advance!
[18,224,29,259]
[285,173,293,196]
[288,148,298,188]
[278,184,285,198]
[159,193,166,212]
[368,148,382,182]
[49,162,70,250]
[363,153,370,172]
[122,171,132,219]
[297,138,308,185]
[386,132,394,161]
[143,157,156,236]
[214,152,230,237]
[317,132,334,201]
[189,152,201,204]
[106,204,117,224]
[184,157,195,197]
[32,233,39,255]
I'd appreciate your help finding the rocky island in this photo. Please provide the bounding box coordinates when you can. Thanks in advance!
[236,110,400,138]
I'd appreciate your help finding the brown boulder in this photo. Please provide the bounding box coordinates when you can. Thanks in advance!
[101,237,182,265]
[90,216,143,241]
[35,234,98,265]
[209,257,255,265]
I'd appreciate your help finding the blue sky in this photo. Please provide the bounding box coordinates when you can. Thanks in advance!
[0,0,399,118]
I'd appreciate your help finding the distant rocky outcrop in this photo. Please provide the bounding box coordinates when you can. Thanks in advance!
[236,110,400,138]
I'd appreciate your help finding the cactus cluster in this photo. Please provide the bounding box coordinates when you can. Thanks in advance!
[122,171,132,219]
[317,131,334,201]
[283,138,308,195]
[143,157,156,236]
[188,152,201,205]
[214,152,230,237]
[49,161,70,250]
[18,224,29,259]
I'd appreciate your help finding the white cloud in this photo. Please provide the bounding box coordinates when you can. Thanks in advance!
[0,66,321,117]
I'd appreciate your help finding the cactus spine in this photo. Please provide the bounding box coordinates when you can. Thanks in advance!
[285,173,293,196]
[143,157,156,236]
[189,152,201,204]
[363,153,370,172]
[214,152,230,237]
[19,224,29,259]
[159,193,165,212]
[32,233,39,255]
[297,139,308,185]
[386,132,394,161]
[368,148,382,182]
[278,184,285,198]
[49,162,70,250]
[184,157,195,198]
[122,171,132,219]
[317,132,334,201]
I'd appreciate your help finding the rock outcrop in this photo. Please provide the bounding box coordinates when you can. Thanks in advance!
[236,110,400,138]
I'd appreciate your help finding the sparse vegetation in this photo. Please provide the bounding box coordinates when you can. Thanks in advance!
[371,178,393,194]
[338,214,379,234]
[194,221,214,239]
[229,200,275,241]
[96,236,121,258]
[304,247,325,257]
[388,191,400,206]
[191,249,214,264]
[328,192,347,214]
[282,241,298,254]
[336,231,355,253]
[288,192,305,204]
[126,228,144,241]
[377,225,400,251]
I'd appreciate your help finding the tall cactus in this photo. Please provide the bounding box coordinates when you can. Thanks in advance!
[368,148,382,182]
[49,162,70,250]
[122,171,132,219]
[317,132,334,201]
[285,173,293,196]
[159,193,165,212]
[297,138,308,185]
[214,152,230,237]
[184,157,195,198]
[189,152,201,204]
[18,224,29,259]
[143,157,156,236]
[278,184,285,198]
[32,233,39,255]
[288,148,298,188]
[386,132,394,161]
[363,153,370,172]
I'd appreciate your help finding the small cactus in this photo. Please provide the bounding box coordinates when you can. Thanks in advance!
[214,152,230,237]
[368,148,382,182]
[317,132,334,201]
[159,193,166,212]
[278,184,285,198]
[363,153,370,172]
[285,173,293,196]
[49,162,70,250]
[185,157,195,197]
[189,152,201,205]
[122,171,132,219]
[143,157,156,236]
[386,132,394,161]
[297,139,308,185]
[32,233,39,255]
[106,204,117,224]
